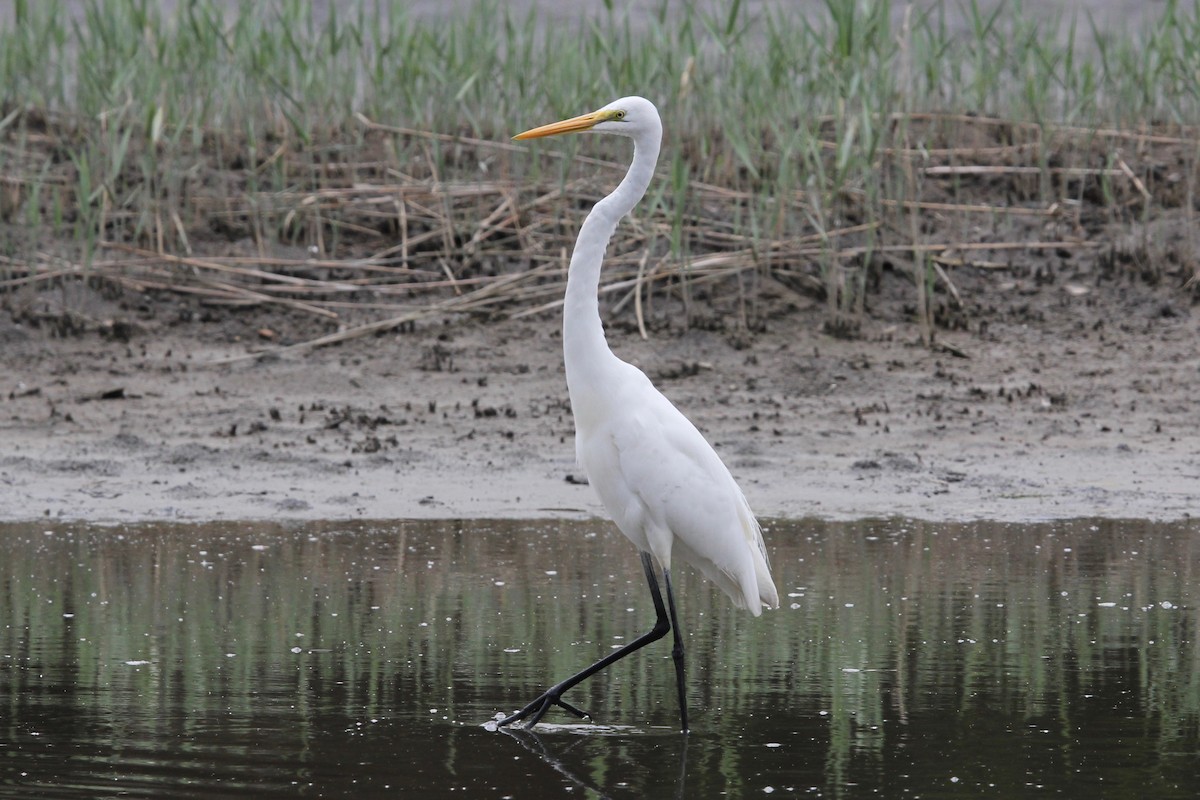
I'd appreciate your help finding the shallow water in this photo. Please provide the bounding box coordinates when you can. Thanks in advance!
[1,517,1197,798]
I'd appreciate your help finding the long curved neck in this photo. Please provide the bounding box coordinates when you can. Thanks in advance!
[563,130,661,392]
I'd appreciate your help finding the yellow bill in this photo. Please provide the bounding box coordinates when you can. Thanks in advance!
[513,109,621,140]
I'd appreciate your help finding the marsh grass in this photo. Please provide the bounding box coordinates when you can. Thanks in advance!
[0,0,1198,346]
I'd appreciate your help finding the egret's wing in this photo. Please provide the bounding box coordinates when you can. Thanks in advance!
[588,375,776,612]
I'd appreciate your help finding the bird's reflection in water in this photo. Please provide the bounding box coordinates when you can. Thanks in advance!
[501,726,689,800]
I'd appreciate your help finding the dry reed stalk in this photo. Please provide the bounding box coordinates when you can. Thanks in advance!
[818,139,1040,158]
[7,107,1185,361]
[510,258,758,321]
[931,260,962,307]
[99,242,344,288]
[207,255,438,278]
[1114,156,1152,203]
[0,266,78,290]
[922,165,1129,177]
[465,192,519,252]
[872,198,1059,216]
[814,240,1098,259]
[843,111,1197,147]
[208,261,563,364]
[633,250,650,340]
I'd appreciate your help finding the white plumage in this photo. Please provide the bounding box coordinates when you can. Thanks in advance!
[575,356,777,615]
[497,96,777,734]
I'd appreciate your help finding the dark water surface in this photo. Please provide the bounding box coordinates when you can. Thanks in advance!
[1,518,1197,798]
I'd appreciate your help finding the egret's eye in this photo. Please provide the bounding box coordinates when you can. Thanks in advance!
[612,109,626,120]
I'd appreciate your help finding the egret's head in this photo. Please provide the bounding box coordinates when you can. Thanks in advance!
[513,96,660,142]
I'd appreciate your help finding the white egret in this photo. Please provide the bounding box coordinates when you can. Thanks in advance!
[497,97,778,734]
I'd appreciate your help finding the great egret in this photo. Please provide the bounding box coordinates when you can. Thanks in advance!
[497,96,778,734]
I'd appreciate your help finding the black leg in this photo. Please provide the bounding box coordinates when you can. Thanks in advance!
[662,567,689,734]
[496,551,671,729]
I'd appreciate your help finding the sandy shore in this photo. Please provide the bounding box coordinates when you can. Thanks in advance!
[3,281,1196,525]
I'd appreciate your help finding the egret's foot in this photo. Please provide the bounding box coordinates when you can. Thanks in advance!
[497,689,592,729]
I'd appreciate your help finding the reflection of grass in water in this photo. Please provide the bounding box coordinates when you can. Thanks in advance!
[786,518,1200,792]
[0,517,1197,791]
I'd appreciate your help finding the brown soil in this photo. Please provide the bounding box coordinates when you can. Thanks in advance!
[2,250,1196,524]
[2,109,1198,524]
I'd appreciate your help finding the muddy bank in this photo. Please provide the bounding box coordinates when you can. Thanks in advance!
[2,275,1196,524]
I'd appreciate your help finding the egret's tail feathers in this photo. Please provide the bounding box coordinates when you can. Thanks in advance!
[672,535,778,617]
[730,555,777,617]
[752,545,779,613]
[740,506,779,614]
